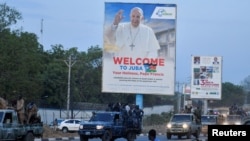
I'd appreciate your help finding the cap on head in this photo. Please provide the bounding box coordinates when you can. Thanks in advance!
[18,94,22,100]
[130,7,143,18]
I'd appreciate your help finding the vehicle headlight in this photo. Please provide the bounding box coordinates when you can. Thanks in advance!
[96,125,104,130]
[235,122,241,125]
[182,123,188,129]
[166,123,172,129]
[223,122,228,125]
[79,125,83,129]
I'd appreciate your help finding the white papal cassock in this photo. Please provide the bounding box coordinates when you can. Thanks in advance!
[114,23,160,58]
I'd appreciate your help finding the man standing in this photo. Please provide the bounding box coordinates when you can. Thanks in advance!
[53,118,58,131]
[0,97,8,109]
[105,7,160,58]
[16,94,26,124]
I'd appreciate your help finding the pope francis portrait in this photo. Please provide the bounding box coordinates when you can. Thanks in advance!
[104,7,160,58]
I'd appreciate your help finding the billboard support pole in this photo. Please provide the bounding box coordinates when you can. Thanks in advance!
[203,99,208,115]
[136,94,143,109]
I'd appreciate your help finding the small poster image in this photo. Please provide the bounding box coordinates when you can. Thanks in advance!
[190,56,222,99]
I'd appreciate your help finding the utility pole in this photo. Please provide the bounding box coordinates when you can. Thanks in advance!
[64,55,77,119]
[40,19,44,46]
[176,81,188,113]
[176,81,181,113]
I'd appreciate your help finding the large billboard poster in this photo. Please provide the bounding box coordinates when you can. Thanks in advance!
[191,56,222,99]
[102,2,177,95]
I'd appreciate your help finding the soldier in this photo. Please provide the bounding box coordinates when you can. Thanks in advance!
[193,106,202,124]
[26,102,39,124]
[134,105,144,127]
[0,97,8,109]
[16,95,26,124]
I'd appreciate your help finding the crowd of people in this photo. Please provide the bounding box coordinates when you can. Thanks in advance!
[106,102,144,128]
[0,95,40,124]
[106,102,160,141]
[229,103,248,117]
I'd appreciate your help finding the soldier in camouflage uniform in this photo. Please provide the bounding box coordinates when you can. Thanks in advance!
[193,106,202,124]
[16,95,26,124]
[0,97,8,109]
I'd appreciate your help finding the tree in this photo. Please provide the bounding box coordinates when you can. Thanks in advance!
[0,3,22,31]
[73,46,103,103]
[0,29,44,101]
[210,82,244,107]
[42,44,68,108]
[241,75,250,104]
[0,3,44,103]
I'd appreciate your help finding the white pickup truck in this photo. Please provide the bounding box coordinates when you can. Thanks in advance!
[166,113,201,139]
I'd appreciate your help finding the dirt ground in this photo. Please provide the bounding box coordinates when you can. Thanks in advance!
[43,125,78,138]
[42,124,166,138]
[142,124,166,134]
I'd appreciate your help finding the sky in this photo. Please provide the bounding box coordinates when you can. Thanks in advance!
[2,0,250,86]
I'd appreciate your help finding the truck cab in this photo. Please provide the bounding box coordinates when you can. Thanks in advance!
[201,114,218,136]
[0,109,43,141]
[78,111,142,141]
[0,109,19,126]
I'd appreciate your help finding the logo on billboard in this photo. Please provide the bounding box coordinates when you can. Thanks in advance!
[151,7,176,19]
[209,92,219,95]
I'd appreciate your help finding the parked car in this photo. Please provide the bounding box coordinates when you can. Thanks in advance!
[57,119,83,133]
[49,118,65,128]
[201,115,218,136]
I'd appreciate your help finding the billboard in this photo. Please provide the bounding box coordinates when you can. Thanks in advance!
[182,84,191,95]
[191,56,222,99]
[102,2,177,95]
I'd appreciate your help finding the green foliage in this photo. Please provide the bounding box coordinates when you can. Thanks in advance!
[0,29,43,101]
[210,82,245,107]
[143,112,172,126]
[0,3,22,31]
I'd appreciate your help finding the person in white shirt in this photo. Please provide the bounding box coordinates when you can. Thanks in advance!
[105,7,160,58]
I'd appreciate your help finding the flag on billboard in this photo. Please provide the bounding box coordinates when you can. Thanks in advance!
[102,2,177,95]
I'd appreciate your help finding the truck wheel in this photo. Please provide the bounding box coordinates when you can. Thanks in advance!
[186,131,191,139]
[80,135,88,141]
[167,133,171,139]
[102,130,112,141]
[23,132,34,141]
[127,132,136,141]
[245,122,250,125]
[194,129,200,139]
[62,127,68,133]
